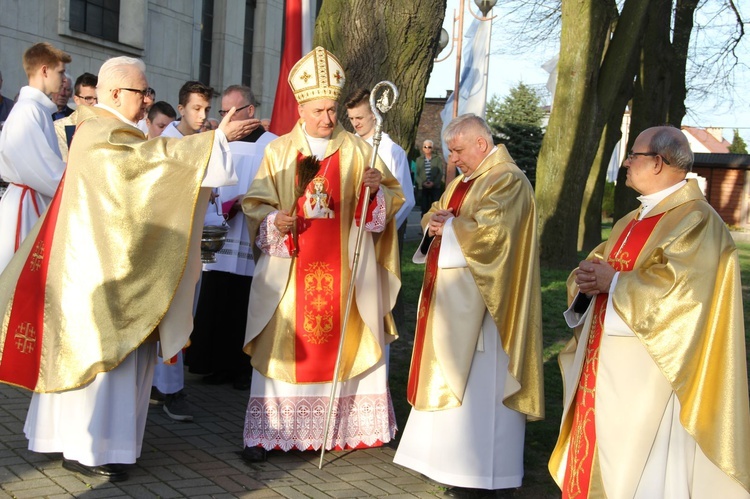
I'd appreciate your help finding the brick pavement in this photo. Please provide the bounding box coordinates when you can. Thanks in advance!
[0,371,445,498]
[0,211,448,498]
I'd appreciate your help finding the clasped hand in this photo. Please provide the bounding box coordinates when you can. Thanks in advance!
[275,210,296,234]
[575,258,616,296]
[427,208,454,237]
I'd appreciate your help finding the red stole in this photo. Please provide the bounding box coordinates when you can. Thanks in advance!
[562,212,665,498]
[292,150,380,382]
[0,174,67,389]
[407,179,474,404]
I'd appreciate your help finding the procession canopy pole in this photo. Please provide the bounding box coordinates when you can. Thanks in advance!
[318,81,399,469]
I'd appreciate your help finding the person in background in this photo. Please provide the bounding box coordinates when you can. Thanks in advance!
[0,69,14,122]
[188,84,271,390]
[54,72,98,161]
[51,73,73,120]
[415,139,444,215]
[151,80,218,422]
[0,42,70,271]
[145,100,177,139]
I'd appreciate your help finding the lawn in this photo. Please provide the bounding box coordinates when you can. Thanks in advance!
[389,233,750,497]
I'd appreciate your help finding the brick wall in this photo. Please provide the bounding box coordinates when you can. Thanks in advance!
[414,95,449,160]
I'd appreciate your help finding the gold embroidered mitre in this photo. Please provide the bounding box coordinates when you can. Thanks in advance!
[288,46,346,103]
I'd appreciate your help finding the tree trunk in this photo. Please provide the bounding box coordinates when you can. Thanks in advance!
[613,0,698,222]
[536,0,649,268]
[314,0,447,152]
[667,0,699,126]
[579,116,623,251]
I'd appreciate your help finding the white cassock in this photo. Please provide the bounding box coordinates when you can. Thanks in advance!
[393,220,526,490]
[363,131,415,230]
[0,86,66,271]
[24,107,236,466]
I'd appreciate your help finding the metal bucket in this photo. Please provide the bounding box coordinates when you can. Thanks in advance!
[201,224,229,263]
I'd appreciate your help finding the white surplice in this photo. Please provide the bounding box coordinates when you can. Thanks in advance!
[393,219,526,490]
[206,132,277,276]
[24,110,236,466]
[0,86,66,271]
[363,131,415,230]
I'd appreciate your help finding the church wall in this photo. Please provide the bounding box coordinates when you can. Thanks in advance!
[0,0,284,122]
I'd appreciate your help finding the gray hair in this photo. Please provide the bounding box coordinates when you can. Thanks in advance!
[223,84,258,107]
[423,139,433,147]
[97,56,146,94]
[649,126,693,173]
[443,113,493,145]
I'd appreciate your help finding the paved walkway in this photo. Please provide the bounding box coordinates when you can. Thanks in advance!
[0,371,446,498]
[0,209,451,498]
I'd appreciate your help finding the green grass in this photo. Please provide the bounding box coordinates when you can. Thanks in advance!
[390,231,750,497]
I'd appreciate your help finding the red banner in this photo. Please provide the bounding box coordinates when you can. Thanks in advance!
[270,0,303,136]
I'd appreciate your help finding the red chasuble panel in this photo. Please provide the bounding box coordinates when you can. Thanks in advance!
[407,178,475,405]
[294,152,343,382]
[0,174,67,390]
[563,212,665,498]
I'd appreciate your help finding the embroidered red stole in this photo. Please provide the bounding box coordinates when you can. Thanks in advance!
[0,174,67,389]
[562,212,665,498]
[292,151,344,382]
[407,179,474,404]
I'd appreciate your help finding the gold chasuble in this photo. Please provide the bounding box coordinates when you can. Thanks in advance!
[243,121,403,383]
[0,105,215,392]
[406,146,544,420]
[550,180,750,496]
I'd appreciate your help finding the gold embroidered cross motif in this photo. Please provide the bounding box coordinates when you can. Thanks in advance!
[14,322,37,354]
[333,70,343,83]
[30,241,45,271]
[300,71,312,83]
[303,307,334,344]
[310,294,328,311]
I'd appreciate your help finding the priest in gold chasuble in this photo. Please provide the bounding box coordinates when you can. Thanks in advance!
[550,126,750,498]
[393,115,544,495]
[0,56,256,481]
[240,47,404,461]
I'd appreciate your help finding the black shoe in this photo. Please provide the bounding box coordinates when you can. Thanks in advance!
[163,390,194,422]
[240,446,267,463]
[62,458,128,482]
[443,486,501,498]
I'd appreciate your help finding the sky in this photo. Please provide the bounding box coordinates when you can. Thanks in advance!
[426,0,750,142]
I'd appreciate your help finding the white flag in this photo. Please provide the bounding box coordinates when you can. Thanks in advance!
[440,16,492,159]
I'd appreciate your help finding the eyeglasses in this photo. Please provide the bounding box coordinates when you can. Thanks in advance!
[627,151,671,165]
[423,146,433,149]
[218,104,251,117]
[76,95,98,103]
[117,87,151,98]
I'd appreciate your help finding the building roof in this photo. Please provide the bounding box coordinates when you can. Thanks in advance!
[694,152,750,168]
[682,126,731,153]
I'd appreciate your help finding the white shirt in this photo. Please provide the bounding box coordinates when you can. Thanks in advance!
[364,131,415,229]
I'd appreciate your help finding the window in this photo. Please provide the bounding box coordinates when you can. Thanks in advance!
[70,0,120,43]
[199,0,214,86]
[241,0,256,87]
